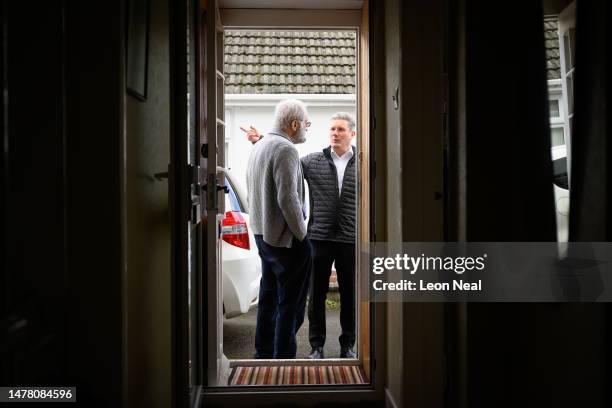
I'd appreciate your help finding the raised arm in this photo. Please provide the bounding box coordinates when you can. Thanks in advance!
[239,125,262,143]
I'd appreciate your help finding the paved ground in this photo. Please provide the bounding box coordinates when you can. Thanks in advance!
[223,290,349,359]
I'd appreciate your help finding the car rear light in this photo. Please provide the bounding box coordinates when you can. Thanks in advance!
[220,211,250,250]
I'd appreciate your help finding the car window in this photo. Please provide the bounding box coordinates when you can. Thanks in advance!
[553,157,568,190]
[225,176,243,212]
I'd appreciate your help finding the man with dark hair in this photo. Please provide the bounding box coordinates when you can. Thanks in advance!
[243,111,357,359]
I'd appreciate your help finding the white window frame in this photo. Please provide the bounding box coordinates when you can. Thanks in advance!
[548,79,566,150]
[557,1,576,185]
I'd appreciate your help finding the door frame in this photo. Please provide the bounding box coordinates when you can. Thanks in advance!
[199,0,384,405]
[170,0,204,405]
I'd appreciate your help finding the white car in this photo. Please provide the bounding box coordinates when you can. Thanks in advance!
[219,168,261,318]
[552,145,569,242]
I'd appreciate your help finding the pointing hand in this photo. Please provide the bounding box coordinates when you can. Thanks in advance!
[240,125,261,143]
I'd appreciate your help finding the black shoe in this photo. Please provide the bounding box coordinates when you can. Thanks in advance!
[340,346,356,358]
[308,346,324,359]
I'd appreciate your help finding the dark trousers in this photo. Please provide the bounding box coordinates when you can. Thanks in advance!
[308,240,356,349]
[253,235,312,359]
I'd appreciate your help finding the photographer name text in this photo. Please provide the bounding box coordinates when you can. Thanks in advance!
[372,279,482,291]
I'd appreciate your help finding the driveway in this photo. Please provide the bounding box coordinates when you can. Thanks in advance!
[223,290,346,359]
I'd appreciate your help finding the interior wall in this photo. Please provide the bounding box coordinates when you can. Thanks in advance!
[400,0,444,243]
[399,0,446,407]
[379,0,405,405]
[451,1,607,407]
[124,0,172,405]
[3,0,68,388]
[466,304,605,407]
[3,1,126,404]
[65,1,125,404]
[376,0,446,406]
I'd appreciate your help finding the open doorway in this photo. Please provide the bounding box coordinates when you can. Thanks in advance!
[221,29,358,363]
[198,0,374,390]
[220,28,365,384]
[543,2,574,248]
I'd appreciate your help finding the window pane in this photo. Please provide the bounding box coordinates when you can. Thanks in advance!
[551,127,565,146]
[224,176,242,212]
[568,27,576,68]
[563,29,576,72]
[549,99,560,118]
[563,31,571,71]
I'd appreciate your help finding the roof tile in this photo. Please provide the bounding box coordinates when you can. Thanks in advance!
[544,17,561,79]
[224,30,356,94]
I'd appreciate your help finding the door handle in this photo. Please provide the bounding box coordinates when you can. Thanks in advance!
[202,184,229,194]
[154,171,169,181]
[155,164,171,181]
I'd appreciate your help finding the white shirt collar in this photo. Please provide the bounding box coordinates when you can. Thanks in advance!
[331,147,354,160]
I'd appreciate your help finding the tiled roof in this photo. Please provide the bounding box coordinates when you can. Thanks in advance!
[544,17,561,80]
[224,30,356,94]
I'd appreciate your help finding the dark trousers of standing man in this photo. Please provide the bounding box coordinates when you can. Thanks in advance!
[253,235,312,359]
[308,240,356,350]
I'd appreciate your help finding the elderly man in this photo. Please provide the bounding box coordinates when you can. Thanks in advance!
[246,99,312,359]
[243,112,357,359]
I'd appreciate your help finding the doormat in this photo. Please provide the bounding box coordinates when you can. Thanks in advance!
[228,365,367,385]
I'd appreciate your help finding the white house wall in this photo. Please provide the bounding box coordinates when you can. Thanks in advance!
[224,94,356,190]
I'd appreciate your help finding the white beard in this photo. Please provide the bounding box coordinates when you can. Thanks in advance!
[293,128,306,144]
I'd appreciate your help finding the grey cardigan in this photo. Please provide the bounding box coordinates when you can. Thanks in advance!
[246,129,306,248]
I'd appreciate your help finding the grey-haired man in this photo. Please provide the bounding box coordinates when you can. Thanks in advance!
[244,112,357,359]
[246,99,312,359]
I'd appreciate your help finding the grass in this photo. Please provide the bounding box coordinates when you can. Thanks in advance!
[325,292,340,309]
